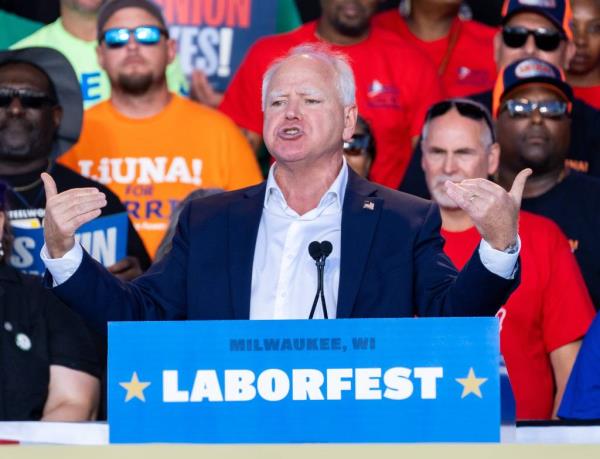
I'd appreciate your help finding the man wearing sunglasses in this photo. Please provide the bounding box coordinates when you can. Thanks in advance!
[11,0,188,109]
[40,45,523,339]
[495,57,600,312]
[400,0,600,197]
[491,0,600,176]
[420,97,595,420]
[0,47,150,281]
[57,0,262,259]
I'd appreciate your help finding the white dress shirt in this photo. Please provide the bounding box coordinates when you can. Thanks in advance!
[249,161,348,319]
[42,162,520,318]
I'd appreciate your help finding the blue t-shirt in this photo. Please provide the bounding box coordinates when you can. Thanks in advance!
[559,314,600,420]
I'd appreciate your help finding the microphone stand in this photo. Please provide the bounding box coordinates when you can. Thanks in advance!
[308,241,332,319]
[309,256,327,319]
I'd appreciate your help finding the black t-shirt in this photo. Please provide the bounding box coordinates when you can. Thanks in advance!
[0,264,99,420]
[521,171,600,310]
[398,90,600,197]
[1,162,151,271]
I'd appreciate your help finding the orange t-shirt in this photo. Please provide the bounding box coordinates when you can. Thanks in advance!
[59,95,262,258]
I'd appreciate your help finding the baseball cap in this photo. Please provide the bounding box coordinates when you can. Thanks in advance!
[0,47,83,158]
[492,57,573,117]
[97,0,167,40]
[501,0,573,39]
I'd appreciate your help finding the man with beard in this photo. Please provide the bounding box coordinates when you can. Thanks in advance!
[58,0,263,259]
[219,0,444,189]
[40,45,523,339]
[420,97,595,419]
[494,57,600,311]
[481,0,600,176]
[11,0,188,109]
[399,0,600,197]
[0,47,150,280]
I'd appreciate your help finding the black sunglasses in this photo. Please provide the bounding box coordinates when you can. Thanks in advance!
[0,88,57,109]
[425,99,496,142]
[343,133,373,157]
[502,26,564,52]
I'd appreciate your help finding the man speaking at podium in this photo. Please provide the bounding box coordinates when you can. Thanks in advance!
[39,44,528,331]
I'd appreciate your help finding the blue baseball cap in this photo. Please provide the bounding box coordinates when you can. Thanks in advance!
[492,57,573,117]
[501,0,573,38]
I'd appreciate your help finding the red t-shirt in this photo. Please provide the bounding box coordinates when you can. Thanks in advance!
[219,21,444,189]
[441,212,595,420]
[573,85,600,110]
[372,10,497,97]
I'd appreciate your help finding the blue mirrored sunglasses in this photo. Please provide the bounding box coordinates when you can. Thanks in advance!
[501,99,570,119]
[101,25,168,48]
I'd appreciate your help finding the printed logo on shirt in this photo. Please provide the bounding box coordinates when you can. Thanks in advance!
[366,80,402,109]
[457,67,493,87]
[569,239,579,253]
[565,159,589,173]
[518,0,557,8]
[76,156,203,186]
[81,71,103,103]
[74,156,202,223]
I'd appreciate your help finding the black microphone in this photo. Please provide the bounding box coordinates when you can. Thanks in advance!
[308,240,333,320]
[308,241,322,262]
[320,241,332,259]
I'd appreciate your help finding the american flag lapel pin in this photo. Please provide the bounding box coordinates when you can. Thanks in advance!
[363,200,375,211]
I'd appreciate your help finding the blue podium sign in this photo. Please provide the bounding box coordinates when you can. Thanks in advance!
[108,318,500,443]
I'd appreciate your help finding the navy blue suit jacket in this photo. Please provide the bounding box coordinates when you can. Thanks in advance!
[52,169,517,333]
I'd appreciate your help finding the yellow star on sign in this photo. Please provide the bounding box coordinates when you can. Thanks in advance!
[455,367,487,398]
[119,372,151,402]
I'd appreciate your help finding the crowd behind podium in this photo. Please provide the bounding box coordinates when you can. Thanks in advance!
[0,0,599,424]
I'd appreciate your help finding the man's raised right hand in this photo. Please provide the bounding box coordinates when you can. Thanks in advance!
[41,173,107,259]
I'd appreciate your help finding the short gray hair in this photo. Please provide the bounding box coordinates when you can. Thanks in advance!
[261,43,356,111]
[421,99,495,149]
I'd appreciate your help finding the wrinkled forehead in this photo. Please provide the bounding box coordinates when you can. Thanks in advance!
[266,55,339,99]
[0,62,52,92]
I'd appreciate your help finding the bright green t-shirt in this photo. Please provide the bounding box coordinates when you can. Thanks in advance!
[11,18,189,109]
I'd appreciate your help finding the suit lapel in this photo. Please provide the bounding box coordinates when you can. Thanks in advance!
[228,183,266,319]
[337,171,382,318]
